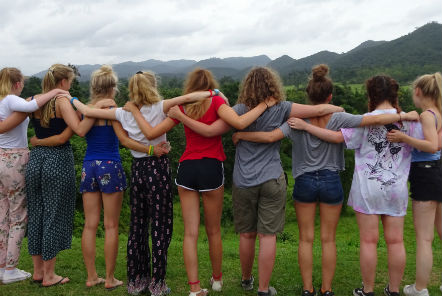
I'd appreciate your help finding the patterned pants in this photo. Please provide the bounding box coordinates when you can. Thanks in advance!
[25,145,76,261]
[127,156,173,295]
[0,148,29,268]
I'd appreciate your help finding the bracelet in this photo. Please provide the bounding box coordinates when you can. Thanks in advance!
[209,89,213,97]
[148,145,154,156]
[212,272,222,280]
[188,280,200,285]
[214,88,220,96]
[399,113,402,121]
[70,97,78,105]
[264,101,269,109]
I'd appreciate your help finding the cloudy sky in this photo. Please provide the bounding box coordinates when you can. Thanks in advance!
[2,0,441,75]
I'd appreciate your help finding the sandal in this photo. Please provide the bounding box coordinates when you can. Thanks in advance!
[189,288,208,296]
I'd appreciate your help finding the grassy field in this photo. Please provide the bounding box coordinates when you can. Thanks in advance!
[1,196,441,295]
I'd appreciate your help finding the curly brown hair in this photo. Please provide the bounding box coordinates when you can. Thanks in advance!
[306,64,333,104]
[366,75,401,113]
[237,67,285,109]
[183,68,219,119]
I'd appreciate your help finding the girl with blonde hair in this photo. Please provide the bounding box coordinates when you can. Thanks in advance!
[0,67,67,284]
[71,70,215,296]
[387,72,442,296]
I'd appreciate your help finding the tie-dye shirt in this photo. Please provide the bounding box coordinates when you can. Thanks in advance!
[341,109,420,216]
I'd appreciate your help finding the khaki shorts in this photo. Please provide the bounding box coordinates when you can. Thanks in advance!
[233,173,287,234]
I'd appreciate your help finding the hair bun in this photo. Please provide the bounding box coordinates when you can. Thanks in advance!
[312,64,329,81]
[99,65,113,75]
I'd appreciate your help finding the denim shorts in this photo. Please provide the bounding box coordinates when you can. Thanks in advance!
[292,169,344,205]
[80,160,127,193]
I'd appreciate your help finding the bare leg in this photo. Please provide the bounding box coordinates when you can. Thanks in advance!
[42,257,69,286]
[102,191,124,289]
[294,201,316,292]
[81,192,104,286]
[382,215,405,293]
[239,232,257,281]
[413,200,437,291]
[257,233,276,292]
[435,202,442,240]
[179,187,202,293]
[32,255,44,281]
[355,212,379,293]
[319,203,342,292]
[202,186,224,278]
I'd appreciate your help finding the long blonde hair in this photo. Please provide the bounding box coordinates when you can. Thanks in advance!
[90,65,118,103]
[40,64,75,127]
[237,67,285,109]
[128,71,161,106]
[0,67,23,100]
[183,68,218,119]
[413,72,442,112]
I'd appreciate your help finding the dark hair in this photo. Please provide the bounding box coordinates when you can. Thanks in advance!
[366,75,401,113]
[306,64,333,104]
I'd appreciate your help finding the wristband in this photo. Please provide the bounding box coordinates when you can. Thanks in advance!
[214,89,220,96]
[148,145,154,156]
[70,97,79,105]
[209,89,213,97]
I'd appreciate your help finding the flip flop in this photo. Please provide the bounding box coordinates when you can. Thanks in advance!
[32,279,43,284]
[86,277,105,287]
[105,280,123,291]
[41,277,69,287]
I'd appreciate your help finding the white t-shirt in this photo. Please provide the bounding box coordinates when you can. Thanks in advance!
[341,108,421,216]
[0,95,39,148]
[115,100,167,158]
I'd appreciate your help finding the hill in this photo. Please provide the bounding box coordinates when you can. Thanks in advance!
[31,22,442,84]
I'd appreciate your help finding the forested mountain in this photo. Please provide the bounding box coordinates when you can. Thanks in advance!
[31,22,441,84]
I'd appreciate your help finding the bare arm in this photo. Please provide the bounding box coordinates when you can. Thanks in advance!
[58,98,101,137]
[167,106,230,137]
[112,120,169,156]
[232,128,284,145]
[288,117,344,143]
[123,102,177,140]
[72,98,117,120]
[217,99,273,130]
[359,111,419,126]
[290,103,344,118]
[162,91,213,113]
[30,127,74,147]
[387,112,439,153]
[0,112,28,133]
[33,89,70,108]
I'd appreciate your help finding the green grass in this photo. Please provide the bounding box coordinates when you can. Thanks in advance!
[2,198,441,296]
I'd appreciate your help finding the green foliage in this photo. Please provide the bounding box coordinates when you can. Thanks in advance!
[21,76,42,98]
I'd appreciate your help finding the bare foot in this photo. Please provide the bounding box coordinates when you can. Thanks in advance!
[42,275,70,287]
[86,277,105,287]
[105,278,123,290]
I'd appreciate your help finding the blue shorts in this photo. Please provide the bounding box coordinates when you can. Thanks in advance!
[80,160,127,193]
[292,169,344,205]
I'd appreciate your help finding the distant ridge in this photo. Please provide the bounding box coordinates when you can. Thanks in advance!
[32,22,442,83]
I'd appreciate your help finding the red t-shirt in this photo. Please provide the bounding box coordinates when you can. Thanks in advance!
[174,95,226,162]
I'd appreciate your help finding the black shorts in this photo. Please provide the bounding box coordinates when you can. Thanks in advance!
[175,158,224,192]
[409,160,442,202]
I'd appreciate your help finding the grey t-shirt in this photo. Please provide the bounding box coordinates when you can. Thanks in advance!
[279,112,363,179]
[232,101,292,187]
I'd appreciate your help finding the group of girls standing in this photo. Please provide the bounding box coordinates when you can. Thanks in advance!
[0,62,440,296]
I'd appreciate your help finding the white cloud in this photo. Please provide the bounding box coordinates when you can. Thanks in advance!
[1,0,441,75]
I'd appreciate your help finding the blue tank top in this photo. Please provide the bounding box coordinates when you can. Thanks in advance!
[411,110,441,162]
[84,125,121,161]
